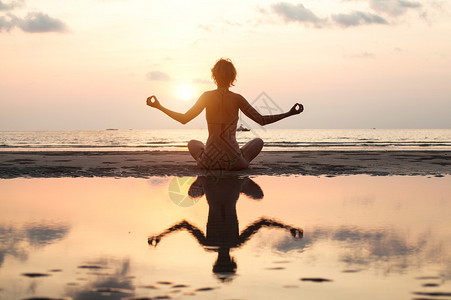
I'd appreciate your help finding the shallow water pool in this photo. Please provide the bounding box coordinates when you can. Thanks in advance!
[1,175,450,299]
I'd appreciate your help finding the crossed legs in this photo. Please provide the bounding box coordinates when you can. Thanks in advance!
[188,138,263,170]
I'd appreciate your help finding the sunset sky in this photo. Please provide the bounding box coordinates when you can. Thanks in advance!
[1,0,450,130]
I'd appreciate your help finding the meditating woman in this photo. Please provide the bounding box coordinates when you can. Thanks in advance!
[146,58,304,170]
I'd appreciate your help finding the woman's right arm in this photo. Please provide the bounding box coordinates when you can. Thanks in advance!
[238,96,303,126]
[147,94,207,125]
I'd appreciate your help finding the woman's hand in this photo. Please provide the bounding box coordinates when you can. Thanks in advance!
[146,95,161,109]
[289,103,304,115]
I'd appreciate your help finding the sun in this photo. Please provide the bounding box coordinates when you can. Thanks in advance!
[175,84,194,101]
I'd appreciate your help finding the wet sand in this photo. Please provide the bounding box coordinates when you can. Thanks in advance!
[1,150,450,178]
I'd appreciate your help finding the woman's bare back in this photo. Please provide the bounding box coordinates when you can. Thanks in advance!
[197,89,250,170]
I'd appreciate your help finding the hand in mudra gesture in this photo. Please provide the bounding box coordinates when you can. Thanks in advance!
[289,103,304,115]
[146,95,161,108]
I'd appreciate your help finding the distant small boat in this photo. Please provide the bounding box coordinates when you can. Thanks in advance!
[236,124,250,132]
[106,128,118,131]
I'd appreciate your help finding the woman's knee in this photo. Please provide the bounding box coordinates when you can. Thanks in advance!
[188,139,196,148]
[188,139,203,149]
[241,138,264,163]
[247,138,263,153]
[253,138,264,149]
[188,140,204,158]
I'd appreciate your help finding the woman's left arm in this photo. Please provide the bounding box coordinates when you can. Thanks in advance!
[238,96,303,126]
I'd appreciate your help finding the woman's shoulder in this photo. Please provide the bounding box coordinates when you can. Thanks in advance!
[229,90,244,98]
[199,90,216,99]
[230,91,247,103]
[203,89,216,94]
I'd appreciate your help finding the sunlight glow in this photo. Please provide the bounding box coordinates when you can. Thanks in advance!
[175,84,194,101]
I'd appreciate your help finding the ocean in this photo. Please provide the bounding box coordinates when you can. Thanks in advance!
[1,129,451,151]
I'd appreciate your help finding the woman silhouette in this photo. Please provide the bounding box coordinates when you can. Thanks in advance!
[147,58,304,170]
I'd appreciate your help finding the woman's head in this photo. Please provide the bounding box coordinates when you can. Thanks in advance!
[211,58,237,88]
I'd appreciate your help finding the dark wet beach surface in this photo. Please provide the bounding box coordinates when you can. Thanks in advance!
[0,175,450,299]
[0,150,450,178]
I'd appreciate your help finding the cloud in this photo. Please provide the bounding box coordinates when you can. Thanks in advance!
[192,78,211,85]
[224,19,243,27]
[18,12,67,33]
[271,2,325,27]
[1,0,68,34]
[267,0,424,29]
[198,24,211,32]
[1,11,68,33]
[347,51,375,58]
[146,71,171,81]
[0,13,16,31]
[0,0,24,11]
[332,11,389,27]
[370,0,421,16]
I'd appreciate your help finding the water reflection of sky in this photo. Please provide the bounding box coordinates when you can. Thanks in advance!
[0,176,450,299]
[0,222,70,267]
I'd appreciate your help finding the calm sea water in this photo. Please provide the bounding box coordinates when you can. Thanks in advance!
[1,129,451,151]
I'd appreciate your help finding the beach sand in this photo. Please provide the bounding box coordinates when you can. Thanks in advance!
[1,150,450,178]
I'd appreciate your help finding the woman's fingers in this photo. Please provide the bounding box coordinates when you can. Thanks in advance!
[146,95,158,107]
[292,103,304,114]
[296,103,304,113]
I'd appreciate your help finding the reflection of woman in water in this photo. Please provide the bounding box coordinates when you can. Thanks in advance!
[146,58,304,170]
[148,176,303,278]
